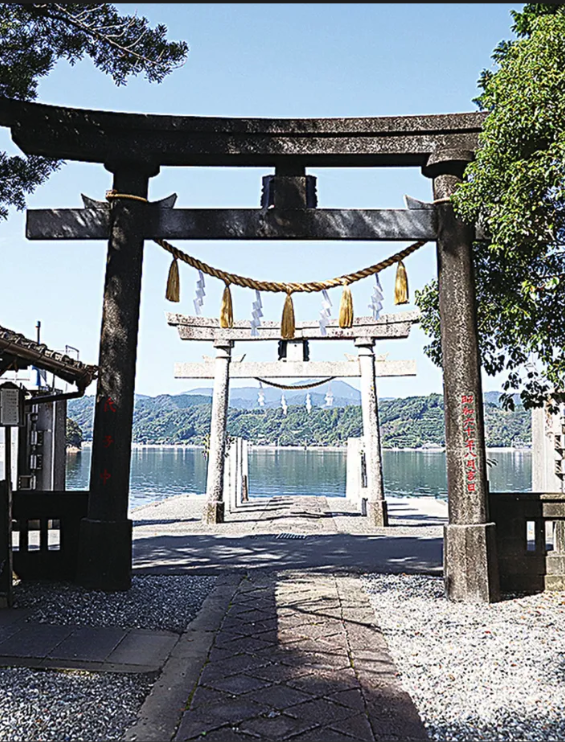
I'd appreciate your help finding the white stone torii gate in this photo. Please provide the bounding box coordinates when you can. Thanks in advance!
[168,311,418,526]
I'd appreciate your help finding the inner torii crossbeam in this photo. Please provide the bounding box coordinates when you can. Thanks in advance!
[169,313,418,525]
[0,97,498,602]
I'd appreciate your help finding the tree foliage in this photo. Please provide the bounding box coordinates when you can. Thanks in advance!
[0,3,188,219]
[65,416,83,449]
[416,4,565,410]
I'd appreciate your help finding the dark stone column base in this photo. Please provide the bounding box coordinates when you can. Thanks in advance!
[367,500,388,527]
[203,501,225,524]
[76,518,132,591]
[444,523,500,603]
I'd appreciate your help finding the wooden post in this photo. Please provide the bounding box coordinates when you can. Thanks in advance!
[355,338,387,526]
[203,340,233,524]
[77,163,159,591]
[423,150,500,603]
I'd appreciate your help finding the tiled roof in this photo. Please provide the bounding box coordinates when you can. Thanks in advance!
[0,325,97,390]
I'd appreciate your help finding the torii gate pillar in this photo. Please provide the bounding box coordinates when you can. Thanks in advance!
[77,163,159,591]
[355,338,387,526]
[423,150,500,602]
[203,340,233,524]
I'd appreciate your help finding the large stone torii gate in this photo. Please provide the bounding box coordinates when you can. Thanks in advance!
[0,98,498,602]
[169,313,418,526]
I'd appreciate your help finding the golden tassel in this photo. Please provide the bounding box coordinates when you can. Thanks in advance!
[220,282,234,328]
[165,257,180,302]
[338,282,354,328]
[281,292,296,339]
[394,260,409,305]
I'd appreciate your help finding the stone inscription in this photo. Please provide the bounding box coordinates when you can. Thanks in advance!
[461,393,478,495]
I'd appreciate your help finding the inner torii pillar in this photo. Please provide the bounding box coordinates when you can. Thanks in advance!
[204,340,233,524]
[355,338,387,526]
[423,150,500,602]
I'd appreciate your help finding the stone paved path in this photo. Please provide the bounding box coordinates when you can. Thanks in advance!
[0,608,177,673]
[128,570,428,741]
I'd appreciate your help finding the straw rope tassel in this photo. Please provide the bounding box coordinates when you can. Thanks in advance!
[220,282,234,328]
[281,292,296,339]
[165,257,180,302]
[339,282,354,328]
[394,260,409,305]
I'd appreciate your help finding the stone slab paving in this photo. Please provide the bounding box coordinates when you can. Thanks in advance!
[0,610,178,673]
[133,495,445,576]
[128,570,428,742]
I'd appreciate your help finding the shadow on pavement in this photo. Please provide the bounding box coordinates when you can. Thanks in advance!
[133,532,443,576]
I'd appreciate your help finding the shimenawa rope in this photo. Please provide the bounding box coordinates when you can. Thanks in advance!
[254,377,335,391]
[104,189,449,336]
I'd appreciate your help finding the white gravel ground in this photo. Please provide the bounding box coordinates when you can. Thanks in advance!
[0,575,217,742]
[12,574,216,632]
[362,574,565,742]
[0,668,154,742]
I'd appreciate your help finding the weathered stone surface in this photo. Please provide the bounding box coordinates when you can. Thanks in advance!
[202,501,225,525]
[356,341,387,525]
[164,571,427,742]
[77,164,156,591]
[0,97,485,166]
[423,151,499,603]
[366,500,388,528]
[27,206,438,241]
[175,358,416,379]
[168,312,420,342]
[443,523,500,602]
[204,342,232,523]
[532,404,565,493]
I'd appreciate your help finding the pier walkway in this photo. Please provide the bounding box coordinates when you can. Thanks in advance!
[132,494,447,576]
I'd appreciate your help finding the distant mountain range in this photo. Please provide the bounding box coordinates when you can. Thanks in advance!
[67,387,531,449]
[185,379,361,409]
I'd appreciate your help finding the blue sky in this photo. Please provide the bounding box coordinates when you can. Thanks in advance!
[0,3,522,399]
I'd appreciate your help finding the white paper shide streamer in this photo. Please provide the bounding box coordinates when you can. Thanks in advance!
[369,274,384,320]
[281,394,288,416]
[250,290,263,337]
[319,289,332,336]
[193,270,206,315]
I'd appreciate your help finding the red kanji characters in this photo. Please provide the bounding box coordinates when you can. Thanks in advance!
[103,435,114,448]
[461,394,474,404]
[104,397,117,413]
[100,469,112,485]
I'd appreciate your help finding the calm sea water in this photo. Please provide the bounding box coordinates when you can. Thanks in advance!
[66,446,532,512]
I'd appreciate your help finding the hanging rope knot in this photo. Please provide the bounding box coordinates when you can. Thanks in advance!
[220,281,234,328]
[165,255,180,303]
[394,259,409,305]
[281,290,296,340]
[105,190,149,204]
[339,279,354,329]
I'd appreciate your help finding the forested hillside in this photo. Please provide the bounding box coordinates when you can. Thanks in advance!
[68,393,531,448]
